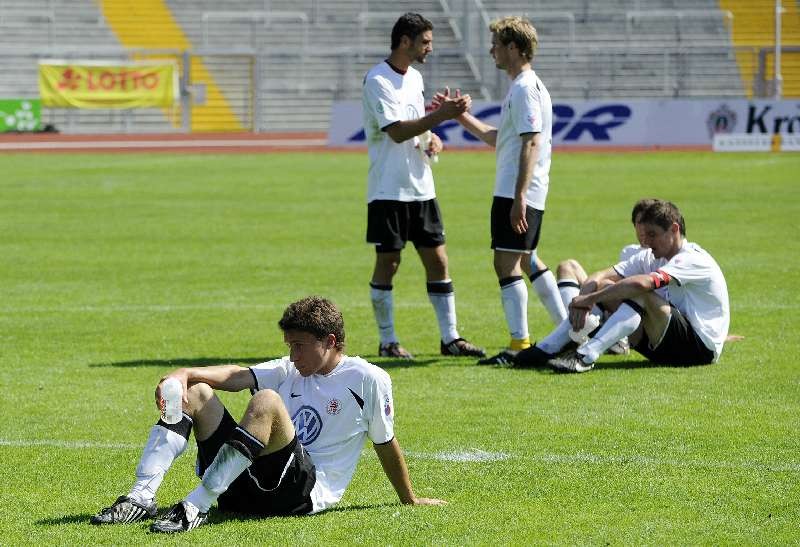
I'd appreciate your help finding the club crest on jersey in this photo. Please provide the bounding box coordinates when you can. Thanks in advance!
[384,395,392,416]
[326,398,342,415]
[292,405,323,445]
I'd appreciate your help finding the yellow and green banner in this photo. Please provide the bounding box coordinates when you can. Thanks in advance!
[38,61,178,109]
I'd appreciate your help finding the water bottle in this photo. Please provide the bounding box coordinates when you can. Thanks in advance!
[160,377,183,424]
[568,313,601,344]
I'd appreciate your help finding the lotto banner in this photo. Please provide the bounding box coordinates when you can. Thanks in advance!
[328,99,800,148]
[38,61,179,109]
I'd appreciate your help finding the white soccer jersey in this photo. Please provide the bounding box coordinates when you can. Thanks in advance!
[618,244,667,298]
[613,241,730,361]
[494,69,552,210]
[363,61,435,203]
[249,355,394,513]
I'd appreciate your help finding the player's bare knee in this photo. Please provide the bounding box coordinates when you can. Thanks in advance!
[186,382,214,405]
[246,389,283,418]
[556,259,579,279]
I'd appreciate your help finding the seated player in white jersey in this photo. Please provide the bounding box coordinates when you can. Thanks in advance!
[536,198,662,360]
[91,296,445,533]
[515,200,731,372]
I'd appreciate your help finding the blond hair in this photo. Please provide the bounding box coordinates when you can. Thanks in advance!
[489,16,538,61]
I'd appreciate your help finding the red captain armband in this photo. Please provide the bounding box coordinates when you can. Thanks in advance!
[650,269,672,289]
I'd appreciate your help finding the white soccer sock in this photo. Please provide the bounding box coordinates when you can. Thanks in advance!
[531,269,567,324]
[579,301,643,363]
[184,445,250,513]
[557,279,580,310]
[185,426,265,513]
[370,283,397,345]
[129,416,191,505]
[537,318,573,354]
[427,279,459,343]
[500,276,529,341]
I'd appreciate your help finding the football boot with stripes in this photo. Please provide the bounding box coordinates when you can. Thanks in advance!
[378,342,414,360]
[476,349,518,366]
[441,337,486,357]
[150,501,208,533]
[548,349,595,373]
[90,495,157,525]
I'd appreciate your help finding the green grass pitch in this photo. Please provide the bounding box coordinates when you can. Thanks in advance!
[0,150,798,544]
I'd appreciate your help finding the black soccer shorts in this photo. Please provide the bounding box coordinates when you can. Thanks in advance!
[367,198,446,252]
[196,408,316,515]
[633,305,715,365]
[490,196,543,252]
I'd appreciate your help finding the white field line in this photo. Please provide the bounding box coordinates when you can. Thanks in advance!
[0,139,327,151]
[3,439,796,473]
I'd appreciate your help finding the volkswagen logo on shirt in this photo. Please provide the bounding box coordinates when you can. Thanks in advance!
[292,405,323,445]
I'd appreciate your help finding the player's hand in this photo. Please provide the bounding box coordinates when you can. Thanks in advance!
[408,497,448,506]
[436,88,471,119]
[155,370,190,408]
[431,87,449,109]
[509,198,527,234]
[429,132,443,154]
[568,296,592,331]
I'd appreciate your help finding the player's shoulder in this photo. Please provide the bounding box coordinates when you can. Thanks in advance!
[672,241,719,269]
[251,356,292,371]
[338,355,391,383]
[365,62,392,83]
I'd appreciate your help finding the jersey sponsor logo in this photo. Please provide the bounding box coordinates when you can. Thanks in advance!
[348,103,632,143]
[384,395,392,416]
[292,405,323,445]
[326,398,342,415]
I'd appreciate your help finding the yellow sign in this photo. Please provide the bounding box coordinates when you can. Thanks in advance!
[38,61,179,109]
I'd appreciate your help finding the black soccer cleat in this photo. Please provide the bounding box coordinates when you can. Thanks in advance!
[378,342,414,360]
[513,344,555,368]
[441,337,486,358]
[149,501,208,534]
[90,495,157,525]
[476,349,517,366]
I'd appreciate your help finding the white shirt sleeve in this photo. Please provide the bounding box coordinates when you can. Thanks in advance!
[660,251,712,287]
[513,84,542,135]
[249,358,290,391]
[613,248,652,278]
[364,75,402,130]
[367,369,395,444]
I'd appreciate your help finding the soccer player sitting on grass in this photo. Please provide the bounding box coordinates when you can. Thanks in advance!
[515,200,730,372]
[91,296,445,533]
[549,197,662,356]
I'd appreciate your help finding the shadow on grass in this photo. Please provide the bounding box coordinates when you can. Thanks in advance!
[89,357,276,368]
[370,358,440,369]
[37,513,94,525]
[211,502,396,524]
[505,359,713,374]
[36,502,396,528]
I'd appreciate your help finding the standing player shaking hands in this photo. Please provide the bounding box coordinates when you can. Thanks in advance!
[363,12,485,360]
[435,16,559,365]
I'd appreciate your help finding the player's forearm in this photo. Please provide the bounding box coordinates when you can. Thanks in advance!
[514,135,538,198]
[586,274,654,305]
[374,438,416,504]
[386,109,452,143]
[183,364,254,392]
[457,112,497,146]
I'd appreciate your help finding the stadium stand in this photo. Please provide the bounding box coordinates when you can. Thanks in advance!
[0,0,796,133]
